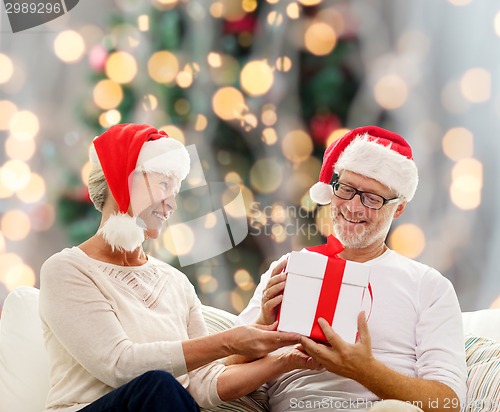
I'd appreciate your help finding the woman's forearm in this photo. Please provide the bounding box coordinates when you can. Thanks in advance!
[216,355,289,401]
[182,331,232,371]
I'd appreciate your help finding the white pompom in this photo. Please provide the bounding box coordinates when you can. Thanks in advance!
[309,182,333,205]
[97,213,145,252]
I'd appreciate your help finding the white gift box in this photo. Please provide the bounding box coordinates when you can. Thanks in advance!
[277,251,370,343]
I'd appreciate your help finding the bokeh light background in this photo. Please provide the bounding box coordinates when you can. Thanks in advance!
[1,0,499,314]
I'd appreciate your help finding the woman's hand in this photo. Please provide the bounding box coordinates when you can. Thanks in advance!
[257,258,288,325]
[225,322,301,359]
[274,344,324,373]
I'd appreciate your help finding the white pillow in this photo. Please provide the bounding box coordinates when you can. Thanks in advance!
[0,286,50,412]
[462,309,500,341]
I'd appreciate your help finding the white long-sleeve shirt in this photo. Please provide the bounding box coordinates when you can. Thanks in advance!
[39,247,225,411]
[237,248,467,412]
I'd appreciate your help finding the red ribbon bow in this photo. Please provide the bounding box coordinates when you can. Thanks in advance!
[305,235,346,342]
[306,234,344,256]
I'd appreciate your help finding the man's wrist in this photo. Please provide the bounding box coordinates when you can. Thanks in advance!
[353,355,381,385]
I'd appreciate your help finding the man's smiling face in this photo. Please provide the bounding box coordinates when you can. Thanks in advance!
[330,170,402,250]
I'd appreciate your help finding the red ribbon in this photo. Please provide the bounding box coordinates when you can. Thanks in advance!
[306,235,345,342]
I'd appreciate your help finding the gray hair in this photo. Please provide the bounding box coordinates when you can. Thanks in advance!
[88,163,109,212]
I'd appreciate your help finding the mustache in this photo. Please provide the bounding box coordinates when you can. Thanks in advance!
[330,208,368,221]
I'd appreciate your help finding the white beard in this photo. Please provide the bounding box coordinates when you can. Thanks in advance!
[97,213,145,252]
[330,207,393,250]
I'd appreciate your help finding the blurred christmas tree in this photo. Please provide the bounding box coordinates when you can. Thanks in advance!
[57,0,361,312]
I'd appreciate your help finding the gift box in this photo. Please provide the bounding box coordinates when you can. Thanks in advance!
[277,238,370,344]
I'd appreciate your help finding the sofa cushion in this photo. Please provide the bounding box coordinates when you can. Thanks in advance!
[464,334,500,412]
[0,286,50,412]
[202,304,238,334]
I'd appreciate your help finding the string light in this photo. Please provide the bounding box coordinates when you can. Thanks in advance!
[9,110,39,141]
[442,128,474,161]
[242,0,257,12]
[138,15,150,31]
[1,210,31,241]
[4,263,36,290]
[5,136,36,161]
[105,51,138,84]
[494,11,500,37]
[159,125,185,144]
[389,224,425,258]
[275,56,292,72]
[53,30,85,63]
[0,53,14,84]
[286,3,300,19]
[267,11,283,26]
[16,173,46,203]
[281,130,313,163]
[194,114,208,131]
[198,274,218,294]
[460,68,491,103]
[450,158,483,210]
[299,0,322,5]
[374,75,408,110]
[93,80,123,110]
[212,87,246,120]
[0,100,17,130]
[162,223,195,255]
[141,94,159,112]
[0,160,31,191]
[240,60,274,96]
[304,22,337,55]
[148,51,179,84]
[250,158,283,193]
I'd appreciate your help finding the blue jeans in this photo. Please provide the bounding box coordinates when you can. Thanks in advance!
[80,370,200,412]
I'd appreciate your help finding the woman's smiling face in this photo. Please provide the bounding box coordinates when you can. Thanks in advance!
[129,172,180,238]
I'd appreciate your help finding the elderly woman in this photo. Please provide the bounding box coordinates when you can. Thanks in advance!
[39,124,318,412]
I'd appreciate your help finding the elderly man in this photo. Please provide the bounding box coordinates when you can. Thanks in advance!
[237,126,466,412]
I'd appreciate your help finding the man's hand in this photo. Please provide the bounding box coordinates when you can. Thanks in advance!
[257,258,288,325]
[226,322,301,360]
[300,312,375,381]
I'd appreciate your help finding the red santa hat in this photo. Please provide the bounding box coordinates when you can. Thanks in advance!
[89,123,190,251]
[309,125,418,205]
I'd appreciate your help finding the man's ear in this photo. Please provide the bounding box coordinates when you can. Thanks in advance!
[393,200,407,219]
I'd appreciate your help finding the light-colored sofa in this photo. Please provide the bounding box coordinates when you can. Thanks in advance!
[0,286,499,412]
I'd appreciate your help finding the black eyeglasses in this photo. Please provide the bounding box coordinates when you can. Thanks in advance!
[332,181,400,210]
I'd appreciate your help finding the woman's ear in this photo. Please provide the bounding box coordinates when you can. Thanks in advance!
[393,201,407,219]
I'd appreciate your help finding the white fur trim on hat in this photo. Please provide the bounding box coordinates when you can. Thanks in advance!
[335,136,418,201]
[136,139,190,181]
[97,213,145,252]
[89,137,191,182]
[89,138,100,164]
[310,182,334,205]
